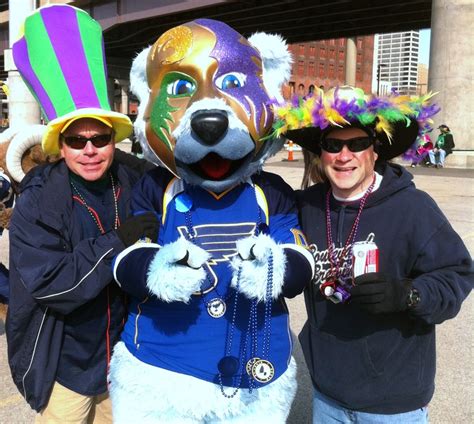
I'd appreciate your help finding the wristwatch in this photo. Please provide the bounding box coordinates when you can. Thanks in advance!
[406,288,421,309]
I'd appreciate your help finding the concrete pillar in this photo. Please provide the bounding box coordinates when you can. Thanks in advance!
[116,79,129,115]
[107,77,116,109]
[344,37,357,87]
[428,0,473,156]
[6,0,40,128]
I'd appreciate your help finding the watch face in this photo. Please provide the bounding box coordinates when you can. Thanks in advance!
[407,288,420,308]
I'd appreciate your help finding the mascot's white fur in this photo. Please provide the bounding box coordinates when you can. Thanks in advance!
[109,19,314,423]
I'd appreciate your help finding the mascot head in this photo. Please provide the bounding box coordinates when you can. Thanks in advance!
[131,19,291,192]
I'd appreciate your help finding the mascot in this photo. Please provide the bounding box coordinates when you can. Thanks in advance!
[0,126,59,321]
[109,19,315,423]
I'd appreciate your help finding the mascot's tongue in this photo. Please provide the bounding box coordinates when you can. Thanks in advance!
[199,153,232,180]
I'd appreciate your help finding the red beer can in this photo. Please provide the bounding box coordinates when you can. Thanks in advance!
[352,233,379,278]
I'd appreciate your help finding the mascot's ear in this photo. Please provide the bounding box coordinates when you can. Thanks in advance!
[248,33,292,103]
[130,46,151,105]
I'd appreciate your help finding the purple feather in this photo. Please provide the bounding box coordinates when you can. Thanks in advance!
[291,95,301,108]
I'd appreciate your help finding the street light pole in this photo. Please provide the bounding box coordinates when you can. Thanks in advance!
[377,63,387,96]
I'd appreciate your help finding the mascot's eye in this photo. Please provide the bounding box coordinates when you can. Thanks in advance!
[215,73,246,90]
[167,79,196,96]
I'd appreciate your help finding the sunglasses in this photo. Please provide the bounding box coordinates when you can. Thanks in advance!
[321,136,374,153]
[62,133,113,149]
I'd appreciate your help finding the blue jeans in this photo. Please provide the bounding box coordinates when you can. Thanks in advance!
[429,149,446,166]
[313,389,429,423]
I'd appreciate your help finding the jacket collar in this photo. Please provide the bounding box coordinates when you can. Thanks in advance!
[32,159,134,232]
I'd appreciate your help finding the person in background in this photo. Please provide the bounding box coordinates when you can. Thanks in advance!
[6,5,158,422]
[274,86,472,424]
[429,124,455,168]
[301,149,325,189]
[409,132,433,167]
[0,168,13,318]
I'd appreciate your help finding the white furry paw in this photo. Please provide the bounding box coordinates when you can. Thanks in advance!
[230,234,286,302]
[147,237,210,303]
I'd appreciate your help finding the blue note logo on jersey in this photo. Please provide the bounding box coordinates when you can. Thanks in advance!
[178,222,256,262]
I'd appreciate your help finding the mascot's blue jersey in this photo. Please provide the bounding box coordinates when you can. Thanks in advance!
[118,167,306,388]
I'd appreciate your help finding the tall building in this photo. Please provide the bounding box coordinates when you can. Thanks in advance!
[375,31,420,95]
[284,36,374,99]
[417,63,429,95]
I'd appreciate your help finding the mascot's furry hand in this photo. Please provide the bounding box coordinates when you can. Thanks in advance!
[147,237,211,303]
[231,234,286,302]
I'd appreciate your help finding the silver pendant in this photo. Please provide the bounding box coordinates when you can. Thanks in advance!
[207,298,226,318]
[251,359,275,383]
[246,357,260,376]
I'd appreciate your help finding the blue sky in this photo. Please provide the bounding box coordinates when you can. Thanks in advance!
[419,29,431,65]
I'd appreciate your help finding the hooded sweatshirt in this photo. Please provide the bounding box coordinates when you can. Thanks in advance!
[297,163,473,414]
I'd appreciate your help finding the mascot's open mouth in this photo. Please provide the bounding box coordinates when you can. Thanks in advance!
[191,152,249,181]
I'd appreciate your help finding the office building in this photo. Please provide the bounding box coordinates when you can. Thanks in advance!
[375,31,420,95]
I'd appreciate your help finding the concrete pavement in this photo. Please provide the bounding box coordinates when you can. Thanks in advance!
[0,149,472,423]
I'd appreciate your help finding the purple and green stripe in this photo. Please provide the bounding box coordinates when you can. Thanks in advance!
[13,5,110,122]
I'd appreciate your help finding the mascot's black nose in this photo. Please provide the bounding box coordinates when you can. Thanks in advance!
[191,110,229,145]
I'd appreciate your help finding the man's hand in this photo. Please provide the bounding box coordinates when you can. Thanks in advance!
[116,212,159,247]
[350,272,412,314]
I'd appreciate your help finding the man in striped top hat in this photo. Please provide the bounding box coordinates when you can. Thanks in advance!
[5,4,158,422]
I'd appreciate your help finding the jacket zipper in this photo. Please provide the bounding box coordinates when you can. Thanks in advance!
[106,286,111,376]
[336,205,346,248]
[22,307,49,398]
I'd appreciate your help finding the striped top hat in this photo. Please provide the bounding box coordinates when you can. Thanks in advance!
[12,4,132,154]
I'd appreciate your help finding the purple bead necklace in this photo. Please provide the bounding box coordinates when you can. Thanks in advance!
[321,175,376,301]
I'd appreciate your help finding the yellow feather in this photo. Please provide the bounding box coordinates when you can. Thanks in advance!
[420,91,438,104]
[375,116,393,143]
[287,114,300,129]
[326,108,349,126]
[302,99,315,125]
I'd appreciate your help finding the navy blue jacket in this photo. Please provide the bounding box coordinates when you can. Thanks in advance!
[297,163,473,414]
[6,157,142,412]
[0,171,14,302]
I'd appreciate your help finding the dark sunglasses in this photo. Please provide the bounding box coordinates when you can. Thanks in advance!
[62,133,113,149]
[321,136,374,153]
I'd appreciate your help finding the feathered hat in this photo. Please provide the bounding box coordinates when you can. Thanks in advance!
[272,86,439,160]
[12,4,132,154]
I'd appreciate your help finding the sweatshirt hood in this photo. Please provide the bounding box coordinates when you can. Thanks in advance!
[365,162,414,208]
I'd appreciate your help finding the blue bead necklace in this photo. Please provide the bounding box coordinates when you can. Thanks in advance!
[244,252,275,385]
[179,184,275,396]
[184,209,235,318]
[218,250,274,397]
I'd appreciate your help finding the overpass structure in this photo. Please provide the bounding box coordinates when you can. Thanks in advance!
[0,0,472,165]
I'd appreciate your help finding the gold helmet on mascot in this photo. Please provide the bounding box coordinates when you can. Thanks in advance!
[132,19,291,192]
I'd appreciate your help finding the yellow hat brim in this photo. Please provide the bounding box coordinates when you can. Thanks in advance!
[42,108,133,155]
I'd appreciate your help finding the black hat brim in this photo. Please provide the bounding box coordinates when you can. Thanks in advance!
[285,127,323,155]
[284,118,419,161]
[376,119,419,161]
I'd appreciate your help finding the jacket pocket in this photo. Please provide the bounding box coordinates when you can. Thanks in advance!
[7,302,64,412]
[307,325,382,397]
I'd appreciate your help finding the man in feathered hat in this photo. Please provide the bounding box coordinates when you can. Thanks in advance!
[274,86,473,422]
[6,5,158,422]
